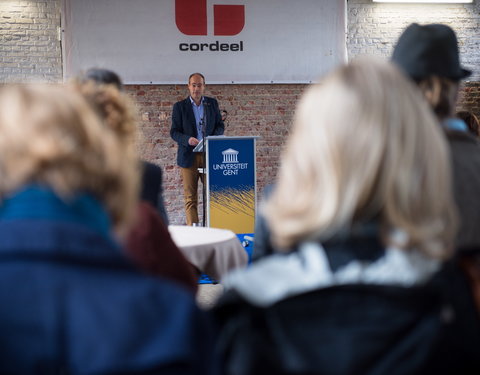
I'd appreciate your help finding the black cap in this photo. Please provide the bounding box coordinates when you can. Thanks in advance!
[392,23,471,81]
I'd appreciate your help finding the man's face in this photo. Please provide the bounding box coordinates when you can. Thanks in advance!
[188,74,205,103]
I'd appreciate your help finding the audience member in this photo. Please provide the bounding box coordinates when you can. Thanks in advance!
[251,184,275,261]
[84,67,123,89]
[213,59,480,375]
[457,110,480,138]
[392,24,480,318]
[0,84,217,373]
[392,23,480,250]
[141,160,170,225]
[83,67,170,225]
[74,71,197,293]
[125,200,199,292]
[221,109,228,124]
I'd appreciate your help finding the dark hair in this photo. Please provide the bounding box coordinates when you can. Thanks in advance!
[417,76,458,121]
[84,68,123,90]
[221,110,228,122]
[457,110,480,137]
[188,72,205,84]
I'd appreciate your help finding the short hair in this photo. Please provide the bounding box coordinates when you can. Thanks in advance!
[188,72,205,84]
[0,84,139,234]
[84,68,123,90]
[264,58,457,259]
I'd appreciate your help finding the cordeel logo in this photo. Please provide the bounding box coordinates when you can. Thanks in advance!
[213,148,248,175]
[176,0,245,52]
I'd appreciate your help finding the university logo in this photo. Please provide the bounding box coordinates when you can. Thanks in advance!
[175,0,245,36]
[222,148,239,163]
[214,148,247,175]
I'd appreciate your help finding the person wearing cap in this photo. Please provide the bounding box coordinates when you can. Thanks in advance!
[392,23,480,251]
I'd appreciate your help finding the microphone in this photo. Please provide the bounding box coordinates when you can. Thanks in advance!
[201,99,208,133]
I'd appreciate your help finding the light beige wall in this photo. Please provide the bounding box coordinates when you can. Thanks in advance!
[0,0,62,83]
[347,0,480,81]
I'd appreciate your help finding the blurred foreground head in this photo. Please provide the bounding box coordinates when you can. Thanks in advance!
[73,69,139,167]
[0,84,139,234]
[265,58,457,259]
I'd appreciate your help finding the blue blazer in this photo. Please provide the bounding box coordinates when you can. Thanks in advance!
[170,96,224,168]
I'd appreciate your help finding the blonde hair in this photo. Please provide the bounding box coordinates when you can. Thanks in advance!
[264,58,457,259]
[0,84,139,235]
[70,80,139,157]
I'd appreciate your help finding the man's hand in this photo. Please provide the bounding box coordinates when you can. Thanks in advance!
[188,137,200,146]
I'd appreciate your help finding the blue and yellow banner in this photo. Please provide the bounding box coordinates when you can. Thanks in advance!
[207,137,256,234]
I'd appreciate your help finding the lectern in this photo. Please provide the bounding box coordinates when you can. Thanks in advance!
[204,136,258,237]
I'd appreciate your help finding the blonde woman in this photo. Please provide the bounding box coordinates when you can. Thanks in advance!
[0,84,216,374]
[213,59,480,374]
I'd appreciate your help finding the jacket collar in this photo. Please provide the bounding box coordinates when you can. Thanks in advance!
[0,185,112,241]
[223,226,441,307]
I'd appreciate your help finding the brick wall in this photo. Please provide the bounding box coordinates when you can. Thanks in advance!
[459,82,480,116]
[0,0,479,224]
[131,81,480,225]
[347,1,480,82]
[347,0,480,114]
[0,0,61,82]
[126,84,304,224]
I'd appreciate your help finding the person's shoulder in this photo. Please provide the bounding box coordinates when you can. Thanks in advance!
[445,129,479,144]
[204,96,218,105]
[446,130,480,159]
[173,97,190,108]
[142,160,162,176]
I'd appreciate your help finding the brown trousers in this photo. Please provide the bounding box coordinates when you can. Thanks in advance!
[181,153,204,225]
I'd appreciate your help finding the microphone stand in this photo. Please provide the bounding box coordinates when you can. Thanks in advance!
[201,104,207,227]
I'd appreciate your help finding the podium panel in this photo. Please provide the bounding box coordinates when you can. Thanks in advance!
[206,136,257,234]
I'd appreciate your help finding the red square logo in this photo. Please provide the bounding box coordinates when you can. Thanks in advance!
[176,0,245,36]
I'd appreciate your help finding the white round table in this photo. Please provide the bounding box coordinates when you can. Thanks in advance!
[168,225,248,281]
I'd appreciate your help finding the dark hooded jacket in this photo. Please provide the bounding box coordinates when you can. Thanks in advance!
[214,225,480,375]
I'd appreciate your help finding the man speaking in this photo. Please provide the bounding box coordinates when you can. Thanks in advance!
[170,72,225,226]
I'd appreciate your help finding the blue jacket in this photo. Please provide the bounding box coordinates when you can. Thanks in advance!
[170,96,224,168]
[0,187,218,375]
